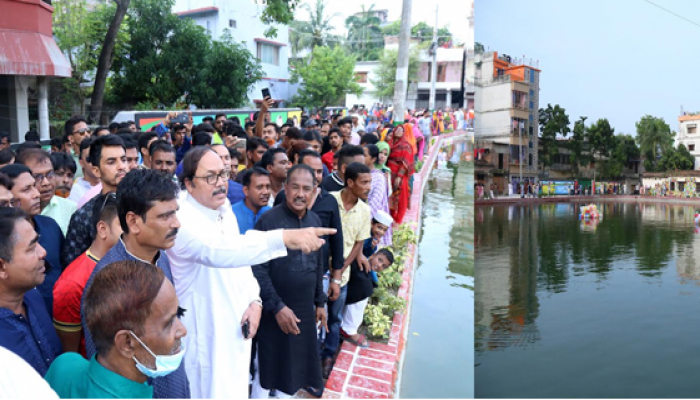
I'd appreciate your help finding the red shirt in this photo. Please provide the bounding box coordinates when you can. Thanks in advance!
[53,250,99,358]
[322,150,335,172]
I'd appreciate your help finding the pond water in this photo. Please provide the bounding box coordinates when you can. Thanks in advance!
[475,202,700,398]
[399,136,474,399]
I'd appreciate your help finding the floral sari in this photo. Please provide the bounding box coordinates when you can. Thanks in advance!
[387,126,415,224]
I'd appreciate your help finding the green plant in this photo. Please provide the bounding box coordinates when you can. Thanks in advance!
[363,222,416,339]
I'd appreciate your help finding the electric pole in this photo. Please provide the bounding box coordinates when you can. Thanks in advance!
[392,0,413,123]
[428,5,438,111]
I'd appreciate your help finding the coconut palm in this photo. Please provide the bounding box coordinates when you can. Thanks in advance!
[345,4,384,61]
[289,0,342,59]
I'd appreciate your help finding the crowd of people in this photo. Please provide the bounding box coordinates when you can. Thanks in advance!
[0,98,467,398]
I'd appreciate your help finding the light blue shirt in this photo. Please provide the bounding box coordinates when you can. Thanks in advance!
[232,200,271,234]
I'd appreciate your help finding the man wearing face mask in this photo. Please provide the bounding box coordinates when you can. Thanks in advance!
[166,147,336,399]
[81,169,190,399]
[47,260,187,398]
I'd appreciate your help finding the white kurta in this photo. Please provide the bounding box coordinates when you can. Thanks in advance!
[166,194,287,399]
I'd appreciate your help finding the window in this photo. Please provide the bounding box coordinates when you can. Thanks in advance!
[206,21,211,35]
[229,19,237,28]
[529,140,533,149]
[437,64,446,82]
[529,89,534,97]
[529,154,533,166]
[690,144,696,152]
[530,70,536,83]
[257,42,280,65]
[529,101,534,109]
[688,124,697,134]
[355,72,368,83]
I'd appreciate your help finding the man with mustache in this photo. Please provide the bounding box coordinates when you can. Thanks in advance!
[251,164,327,398]
[0,207,62,377]
[232,167,272,234]
[212,144,245,206]
[62,135,128,267]
[49,151,77,199]
[48,260,187,398]
[166,147,336,398]
[82,169,190,398]
[16,149,77,236]
[273,150,345,359]
[0,164,64,316]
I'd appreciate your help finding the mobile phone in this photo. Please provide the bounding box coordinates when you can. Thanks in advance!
[242,320,250,338]
[262,88,271,99]
[171,113,188,124]
[235,138,246,151]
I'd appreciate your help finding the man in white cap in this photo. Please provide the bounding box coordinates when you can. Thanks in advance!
[339,209,395,348]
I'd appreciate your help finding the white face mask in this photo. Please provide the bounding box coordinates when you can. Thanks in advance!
[130,331,186,378]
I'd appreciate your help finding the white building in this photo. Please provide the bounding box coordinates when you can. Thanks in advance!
[172,0,291,105]
[676,114,700,169]
[474,51,540,184]
[345,37,470,111]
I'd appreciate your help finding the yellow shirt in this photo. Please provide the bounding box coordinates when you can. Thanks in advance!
[331,190,371,286]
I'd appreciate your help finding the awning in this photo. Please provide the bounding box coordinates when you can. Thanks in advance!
[0,29,71,77]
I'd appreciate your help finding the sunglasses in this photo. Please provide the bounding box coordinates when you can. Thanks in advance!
[73,128,91,135]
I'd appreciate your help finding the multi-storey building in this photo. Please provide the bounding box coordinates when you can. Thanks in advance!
[173,0,291,105]
[474,51,540,187]
[345,36,470,111]
[676,114,700,168]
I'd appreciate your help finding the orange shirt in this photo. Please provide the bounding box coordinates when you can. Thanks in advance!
[53,250,99,358]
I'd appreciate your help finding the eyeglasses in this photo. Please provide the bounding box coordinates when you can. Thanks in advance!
[73,128,91,135]
[0,198,20,208]
[33,171,55,184]
[194,170,230,185]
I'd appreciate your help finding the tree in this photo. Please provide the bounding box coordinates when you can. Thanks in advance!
[288,0,342,59]
[586,118,615,179]
[658,143,694,171]
[599,134,639,180]
[89,0,130,123]
[109,0,261,109]
[381,21,453,46]
[538,104,571,167]
[257,0,302,37]
[371,48,421,102]
[474,42,485,54]
[192,32,264,108]
[568,116,588,176]
[345,4,385,61]
[635,115,674,172]
[53,0,128,116]
[289,46,363,109]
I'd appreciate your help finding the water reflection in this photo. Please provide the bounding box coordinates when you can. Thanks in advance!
[400,136,473,399]
[475,202,700,398]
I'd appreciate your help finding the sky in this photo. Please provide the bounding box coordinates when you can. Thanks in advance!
[477,0,700,136]
[294,0,472,44]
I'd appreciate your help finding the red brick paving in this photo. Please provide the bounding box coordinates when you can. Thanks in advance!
[318,132,468,398]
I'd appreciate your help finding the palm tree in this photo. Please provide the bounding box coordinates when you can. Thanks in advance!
[289,0,342,59]
[345,4,384,61]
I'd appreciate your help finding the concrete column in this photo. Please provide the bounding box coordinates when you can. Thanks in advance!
[38,77,49,141]
[446,89,452,108]
[10,76,30,143]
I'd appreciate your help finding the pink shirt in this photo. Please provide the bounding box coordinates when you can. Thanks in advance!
[77,183,102,209]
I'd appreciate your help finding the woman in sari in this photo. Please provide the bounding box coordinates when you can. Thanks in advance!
[387,124,415,224]
[364,144,392,246]
[410,117,426,160]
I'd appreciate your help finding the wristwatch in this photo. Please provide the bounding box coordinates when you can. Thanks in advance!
[251,299,263,308]
[331,279,342,285]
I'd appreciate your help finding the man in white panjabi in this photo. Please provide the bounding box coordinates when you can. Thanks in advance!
[166,147,334,398]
